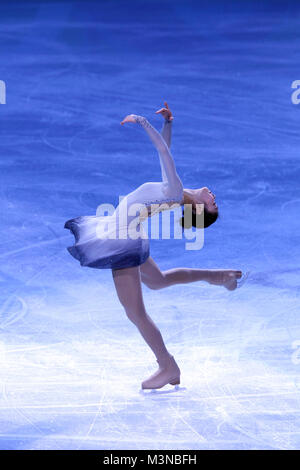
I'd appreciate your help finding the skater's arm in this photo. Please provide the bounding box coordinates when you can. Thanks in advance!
[161,119,172,150]
[135,115,179,187]
[155,102,173,149]
[121,114,182,197]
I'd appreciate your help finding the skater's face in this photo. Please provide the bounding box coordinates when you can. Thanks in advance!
[193,187,218,214]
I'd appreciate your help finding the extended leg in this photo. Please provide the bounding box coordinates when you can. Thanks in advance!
[140,257,242,291]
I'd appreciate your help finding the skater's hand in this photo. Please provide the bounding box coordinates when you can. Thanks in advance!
[120,114,138,125]
[155,102,173,121]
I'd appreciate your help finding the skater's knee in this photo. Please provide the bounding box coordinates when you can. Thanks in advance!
[142,273,168,290]
[125,308,137,324]
[125,307,146,326]
[144,280,161,290]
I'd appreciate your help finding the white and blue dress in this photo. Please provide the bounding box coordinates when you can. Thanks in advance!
[64,115,184,270]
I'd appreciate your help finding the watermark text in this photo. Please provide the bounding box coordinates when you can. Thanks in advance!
[291,80,300,104]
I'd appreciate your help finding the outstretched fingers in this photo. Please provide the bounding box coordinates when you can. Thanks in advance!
[155,101,173,120]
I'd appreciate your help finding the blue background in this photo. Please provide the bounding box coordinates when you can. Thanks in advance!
[0,0,300,450]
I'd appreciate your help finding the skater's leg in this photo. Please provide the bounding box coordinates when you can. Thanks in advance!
[112,265,180,389]
[140,257,242,291]
[140,257,168,290]
[112,265,170,363]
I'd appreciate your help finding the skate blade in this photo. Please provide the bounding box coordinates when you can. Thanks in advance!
[236,271,250,288]
[169,379,180,386]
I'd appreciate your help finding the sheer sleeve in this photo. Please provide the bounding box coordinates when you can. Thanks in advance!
[114,116,183,221]
[133,115,182,192]
[161,118,172,150]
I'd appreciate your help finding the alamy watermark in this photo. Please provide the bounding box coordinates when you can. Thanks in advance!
[0,80,6,104]
[96,198,205,251]
[291,80,300,105]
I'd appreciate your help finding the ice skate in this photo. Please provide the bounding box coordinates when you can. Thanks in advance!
[236,271,250,289]
[141,355,180,390]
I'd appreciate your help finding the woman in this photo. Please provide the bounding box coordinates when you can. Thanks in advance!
[64,102,242,390]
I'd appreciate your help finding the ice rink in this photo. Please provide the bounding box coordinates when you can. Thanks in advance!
[0,0,300,449]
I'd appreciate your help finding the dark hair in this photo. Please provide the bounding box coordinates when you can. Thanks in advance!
[180,205,219,229]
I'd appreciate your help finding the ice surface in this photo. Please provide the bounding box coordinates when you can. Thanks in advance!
[0,0,300,450]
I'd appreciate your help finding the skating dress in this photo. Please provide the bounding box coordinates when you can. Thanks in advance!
[64,116,183,270]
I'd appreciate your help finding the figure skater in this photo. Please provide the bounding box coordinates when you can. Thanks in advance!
[64,102,242,390]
